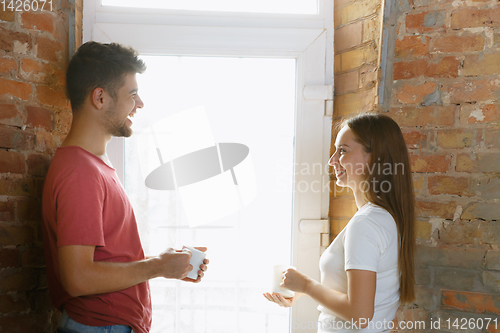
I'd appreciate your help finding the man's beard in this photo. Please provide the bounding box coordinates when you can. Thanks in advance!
[104,101,132,138]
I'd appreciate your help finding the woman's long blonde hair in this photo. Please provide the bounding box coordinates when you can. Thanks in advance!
[342,113,415,304]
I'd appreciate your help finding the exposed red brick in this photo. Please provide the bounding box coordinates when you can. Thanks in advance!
[0,57,17,73]
[402,130,426,148]
[0,104,23,127]
[329,197,358,218]
[334,0,353,7]
[416,245,486,269]
[462,202,500,221]
[0,226,34,245]
[442,291,500,315]
[21,12,54,33]
[396,82,437,104]
[56,110,72,134]
[0,149,26,174]
[387,105,456,127]
[395,35,430,58]
[335,70,359,94]
[431,34,485,53]
[34,131,56,154]
[21,247,45,267]
[457,153,500,173]
[0,78,32,101]
[54,67,66,86]
[0,201,14,221]
[487,324,500,333]
[415,200,456,219]
[460,104,500,124]
[406,11,445,33]
[428,175,472,196]
[26,153,51,177]
[447,79,500,104]
[0,29,31,53]
[0,126,34,150]
[26,106,53,131]
[410,153,451,172]
[436,129,474,148]
[485,130,500,149]
[0,268,37,292]
[0,248,20,268]
[0,313,52,332]
[37,37,64,62]
[393,57,459,80]
[0,9,15,22]
[438,219,498,245]
[20,59,47,74]
[16,200,42,222]
[36,84,70,110]
[335,21,363,52]
[19,59,52,83]
[0,294,27,313]
[462,53,500,76]
[0,179,36,197]
[451,7,500,29]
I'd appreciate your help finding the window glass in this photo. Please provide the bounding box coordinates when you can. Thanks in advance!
[124,55,296,332]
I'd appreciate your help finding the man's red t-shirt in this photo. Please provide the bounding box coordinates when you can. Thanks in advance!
[42,146,152,333]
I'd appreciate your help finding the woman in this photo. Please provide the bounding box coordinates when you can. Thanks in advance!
[264,113,415,332]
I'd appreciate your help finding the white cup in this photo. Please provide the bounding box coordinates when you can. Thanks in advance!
[184,246,206,280]
[272,264,295,298]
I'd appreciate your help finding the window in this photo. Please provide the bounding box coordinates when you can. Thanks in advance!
[102,0,318,15]
[84,1,333,332]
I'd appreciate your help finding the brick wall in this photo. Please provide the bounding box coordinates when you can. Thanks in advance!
[388,0,500,330]
[332,0,500,331]
[331,0,385,234]
[0,1,78,331]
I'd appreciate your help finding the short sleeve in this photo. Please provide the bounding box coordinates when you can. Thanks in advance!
[344,217,387,272]
[55,171,106,248]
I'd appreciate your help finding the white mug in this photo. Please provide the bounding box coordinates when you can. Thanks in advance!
[272,264,295,298]
[184,246,206,280]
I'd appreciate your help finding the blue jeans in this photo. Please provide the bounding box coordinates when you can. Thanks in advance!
[57,310,135,333]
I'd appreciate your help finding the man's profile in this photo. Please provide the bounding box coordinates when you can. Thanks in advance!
[42,41,208,333]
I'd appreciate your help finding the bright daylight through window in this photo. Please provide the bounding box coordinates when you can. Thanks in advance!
[124,55,296,332]
[102,0,318,14]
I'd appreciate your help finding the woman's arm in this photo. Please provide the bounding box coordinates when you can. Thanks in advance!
[282,268,376,329]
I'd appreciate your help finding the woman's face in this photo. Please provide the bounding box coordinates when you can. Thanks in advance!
[329,125,371,191]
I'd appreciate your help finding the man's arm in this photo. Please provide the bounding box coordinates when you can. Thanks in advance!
[59,245,194,297]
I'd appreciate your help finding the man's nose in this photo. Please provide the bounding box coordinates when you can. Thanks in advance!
[135,94,144,109]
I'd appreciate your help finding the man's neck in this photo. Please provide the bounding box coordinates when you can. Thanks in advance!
[62,112,111,160]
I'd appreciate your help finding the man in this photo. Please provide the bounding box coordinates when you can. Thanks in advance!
[42,41,208,333]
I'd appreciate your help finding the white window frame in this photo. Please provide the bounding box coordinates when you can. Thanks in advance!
[83,2,333,331]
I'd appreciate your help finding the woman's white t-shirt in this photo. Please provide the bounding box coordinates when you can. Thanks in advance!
[317,203,400,333]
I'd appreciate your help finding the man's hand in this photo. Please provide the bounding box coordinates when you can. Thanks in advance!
[58,245,209,297]
[155,248,193,279]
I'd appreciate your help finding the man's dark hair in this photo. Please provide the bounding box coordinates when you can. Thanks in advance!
[66,41,146,112]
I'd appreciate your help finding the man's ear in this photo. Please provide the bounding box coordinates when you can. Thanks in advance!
[91,88,105,110]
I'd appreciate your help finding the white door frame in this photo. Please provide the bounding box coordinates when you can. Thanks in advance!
[83,2,333,331]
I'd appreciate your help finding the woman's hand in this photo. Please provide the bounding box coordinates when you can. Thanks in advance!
[281,268,313,294]
[263,292,301,308]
